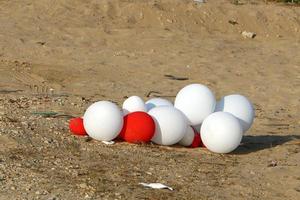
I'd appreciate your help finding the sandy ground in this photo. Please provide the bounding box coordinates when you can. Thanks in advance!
[0,0,300,199]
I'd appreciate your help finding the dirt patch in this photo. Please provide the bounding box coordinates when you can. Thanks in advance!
[0,135,18,152]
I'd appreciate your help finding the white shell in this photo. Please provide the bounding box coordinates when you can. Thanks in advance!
[139,183,173,191]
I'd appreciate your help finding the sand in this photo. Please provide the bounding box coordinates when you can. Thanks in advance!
[0,0,299,199]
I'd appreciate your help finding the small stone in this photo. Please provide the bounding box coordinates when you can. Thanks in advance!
[267,160,277,167]
[42,190,49,195]
[166,19,173,23]
[47,195,59,200]
[79,183,88,189]
[242,31,256,39]
[0,174,5,181]
[194,0,205,3]
[49,88,55,95]
[228,19,238,25]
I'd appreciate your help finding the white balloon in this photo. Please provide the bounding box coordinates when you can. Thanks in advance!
[83,101,123,141]
[215,94,254,133]
[174,84,216,126]
[122,96,146,115]
[201,112,243,153]
[148,107,187,146]
[178,126,195,146]
[145,98,173,111]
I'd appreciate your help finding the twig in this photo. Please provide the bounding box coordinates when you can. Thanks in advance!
[164,74,189,81]
[0,89,23,94]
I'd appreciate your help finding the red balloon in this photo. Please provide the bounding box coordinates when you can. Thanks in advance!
[119,111,155,143]
[190,129,203,148]
[69,117,87,136]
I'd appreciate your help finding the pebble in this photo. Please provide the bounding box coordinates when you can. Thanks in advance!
[268,160,278,167]
[194,0,205,3]
[79,183,88,189]
[242,31,256,39]
[47,196,59,200]
[0,175,5,181]
[42,190,49,195]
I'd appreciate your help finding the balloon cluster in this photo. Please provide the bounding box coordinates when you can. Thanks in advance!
[69,84,254,153]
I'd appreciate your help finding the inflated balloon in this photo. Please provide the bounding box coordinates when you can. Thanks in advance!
[179,126,195,146]
[174,84,216,126]
[201,112,243,153]
[145,98,173,111]
[190,131,202,148]
[122,96,147,115]
[69,117,87,136]
[215,94,254,133]
[149,106,187,146]
[119,111,155,143]
[70,82,253,155]
[179,126,202,148]
[192,124,205,147]
[83,101,123,141]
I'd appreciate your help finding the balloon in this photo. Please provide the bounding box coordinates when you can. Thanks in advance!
[83,101,123,141]
[145,98,173,111]
[179,126,202,148]
[174,84,216,125]
[201,112,243,153]
[148,106,187,146]
[119,111,155,143]
[69,117,87,136]
[179,126,195,146]
[215,94,254,133]
[190,130,202,148]
[122,96,146,115]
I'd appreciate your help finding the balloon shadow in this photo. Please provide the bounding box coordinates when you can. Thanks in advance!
[234,134,300,154]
